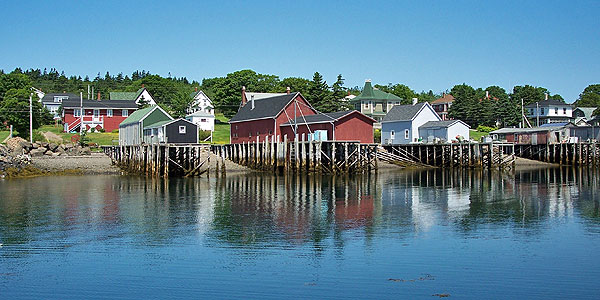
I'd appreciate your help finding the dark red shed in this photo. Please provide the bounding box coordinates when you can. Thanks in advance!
[280,110,376,143]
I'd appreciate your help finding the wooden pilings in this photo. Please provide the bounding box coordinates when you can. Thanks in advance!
[211,139,378,174]
[102,144,211,178]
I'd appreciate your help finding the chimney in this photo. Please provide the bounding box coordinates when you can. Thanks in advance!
[286,87,291,94]
[97,92,101,101]
[485,90,489,99]
[141,84,145,88]
[347,91,351,96]
[241,86,247,106]
[442,92,445,97]
[195,87,198,92]
[251,95,255,110]
[365,79,372,83]
[545,93,548,100]
[412,98,418,105]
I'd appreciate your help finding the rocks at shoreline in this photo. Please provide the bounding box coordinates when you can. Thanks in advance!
[5,137,92,157]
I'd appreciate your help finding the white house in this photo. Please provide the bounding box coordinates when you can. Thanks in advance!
[188,88,214,115]
[381,102,441,145]
[418,120,470,143]
[525,99,572,125]
[185,111,215,132]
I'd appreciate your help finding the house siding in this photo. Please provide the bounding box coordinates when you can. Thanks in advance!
[64,108,134,132]
[230,94,317,144]
[165,120,198,144]
[334,113,374,143]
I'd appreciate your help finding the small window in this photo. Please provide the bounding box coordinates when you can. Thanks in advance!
[256,131,260,136]
[179,126,186,134]
[563,107,567,114]
[249,132,252,137]
[201,118,207,122]
[269,130,273,135]
[390,130,395,139]
[404,129,409,139]
[122,109,129,117]
[107,109,113,117]
[235,125,238,130]
[540,108,545,115]
[74,108,81,117]
[555,107,558,114]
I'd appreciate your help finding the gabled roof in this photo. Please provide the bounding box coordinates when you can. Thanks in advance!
[524,99,570,108]
[41,93,79,104]
[120,105,172,126]
[350,81,402,102]
[230,92,311,123]
[420,120,470,129]
[61,98,138,109]
[244,92,286,101]
[382,102,432,122]
[110,88,145,100]
[281,110,374,126]
[431,94,454,104]
[573,107,597,119]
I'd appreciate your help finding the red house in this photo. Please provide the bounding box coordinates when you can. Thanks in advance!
[229,90,317,143]
[280,110,376,143]
[62,98,138,132]
[229,88,375,144]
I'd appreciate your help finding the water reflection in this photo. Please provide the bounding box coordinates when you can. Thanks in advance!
[1,167,598,252]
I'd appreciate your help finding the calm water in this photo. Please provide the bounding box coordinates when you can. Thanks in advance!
[1,168,599,299]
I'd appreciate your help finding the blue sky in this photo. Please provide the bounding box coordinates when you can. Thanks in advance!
[1,0,598,102]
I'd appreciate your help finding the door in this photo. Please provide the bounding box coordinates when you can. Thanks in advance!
[93,109,100,122]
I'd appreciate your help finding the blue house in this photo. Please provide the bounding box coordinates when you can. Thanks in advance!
[381,102,441,145]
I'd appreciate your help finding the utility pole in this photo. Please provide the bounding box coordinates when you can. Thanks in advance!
[521,98,524,128]
[29,93,33,143]
[536,102,540,127]
[80,91,84,134]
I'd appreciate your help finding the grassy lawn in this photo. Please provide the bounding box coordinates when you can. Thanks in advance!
[212,113,230,144]
[470,130,489,141]
[0,131,10,143]
[37,125,118,146]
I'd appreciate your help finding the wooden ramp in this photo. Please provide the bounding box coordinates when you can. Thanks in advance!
[376,146,432,168]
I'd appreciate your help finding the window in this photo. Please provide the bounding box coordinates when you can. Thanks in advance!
[179,126,186,134]
[404,129,409,139]
[363,101,369,108]
[122,109,129,117]
[249,132,252,137]
[555,107,558,114]
[540,108,545,115]
[93,109,99,118]
[201,118,207,122]
[107,109,113,117]
[256,131,260,136]
[390,130,395,139]
[530,109,534,115]
[563,107,567,114]
[74,108,81,117]
[269,130,273,135]
[53,96,67,103]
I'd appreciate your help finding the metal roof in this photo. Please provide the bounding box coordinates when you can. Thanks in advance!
[186,111,214,118]
[350,81,402,102]
[110,88,144,100]
[420,120,470,129]
[524,99,571,108]
[41,93,79,104]
[61,98,138,109]
[381,102,428,122]
[281,111,355,126]
[490,126,565,134]
[229,93,309,123]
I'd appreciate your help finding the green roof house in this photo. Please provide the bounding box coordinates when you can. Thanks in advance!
[119,105,173,145]
[110,85,157,106]
[350,79,404,123]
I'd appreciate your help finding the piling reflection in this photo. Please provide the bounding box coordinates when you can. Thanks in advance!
[0,167,599,255]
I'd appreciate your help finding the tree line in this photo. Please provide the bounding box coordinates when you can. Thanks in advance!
[1,67,598,138]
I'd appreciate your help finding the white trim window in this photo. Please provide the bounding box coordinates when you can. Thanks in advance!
[107,109,113,117]
[122,109,129,117]
[404,129,410,139]
[74,108,81,117]
[390,130,395,139]
[179,126,186,134]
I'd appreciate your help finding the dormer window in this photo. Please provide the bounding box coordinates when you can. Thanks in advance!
[54,96,68,103]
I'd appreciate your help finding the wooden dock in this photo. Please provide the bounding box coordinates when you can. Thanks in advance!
[381,143,516,169]
[103,144,211,177]
[211,135,378,174]
[509,142,600,166]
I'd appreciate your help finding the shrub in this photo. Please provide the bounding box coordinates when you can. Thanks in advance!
[374,129,381,143]
[32,130,46,143]
[112,129,119,133]
[99,128,106,133]
[90,127,96,133]
[476,125,497,133]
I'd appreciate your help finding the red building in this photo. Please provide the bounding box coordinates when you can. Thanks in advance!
[62,98,138,132]
[229,88,375,144]
[279,110,376,143]
[229,90,317,143]
[431,93,454,121]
